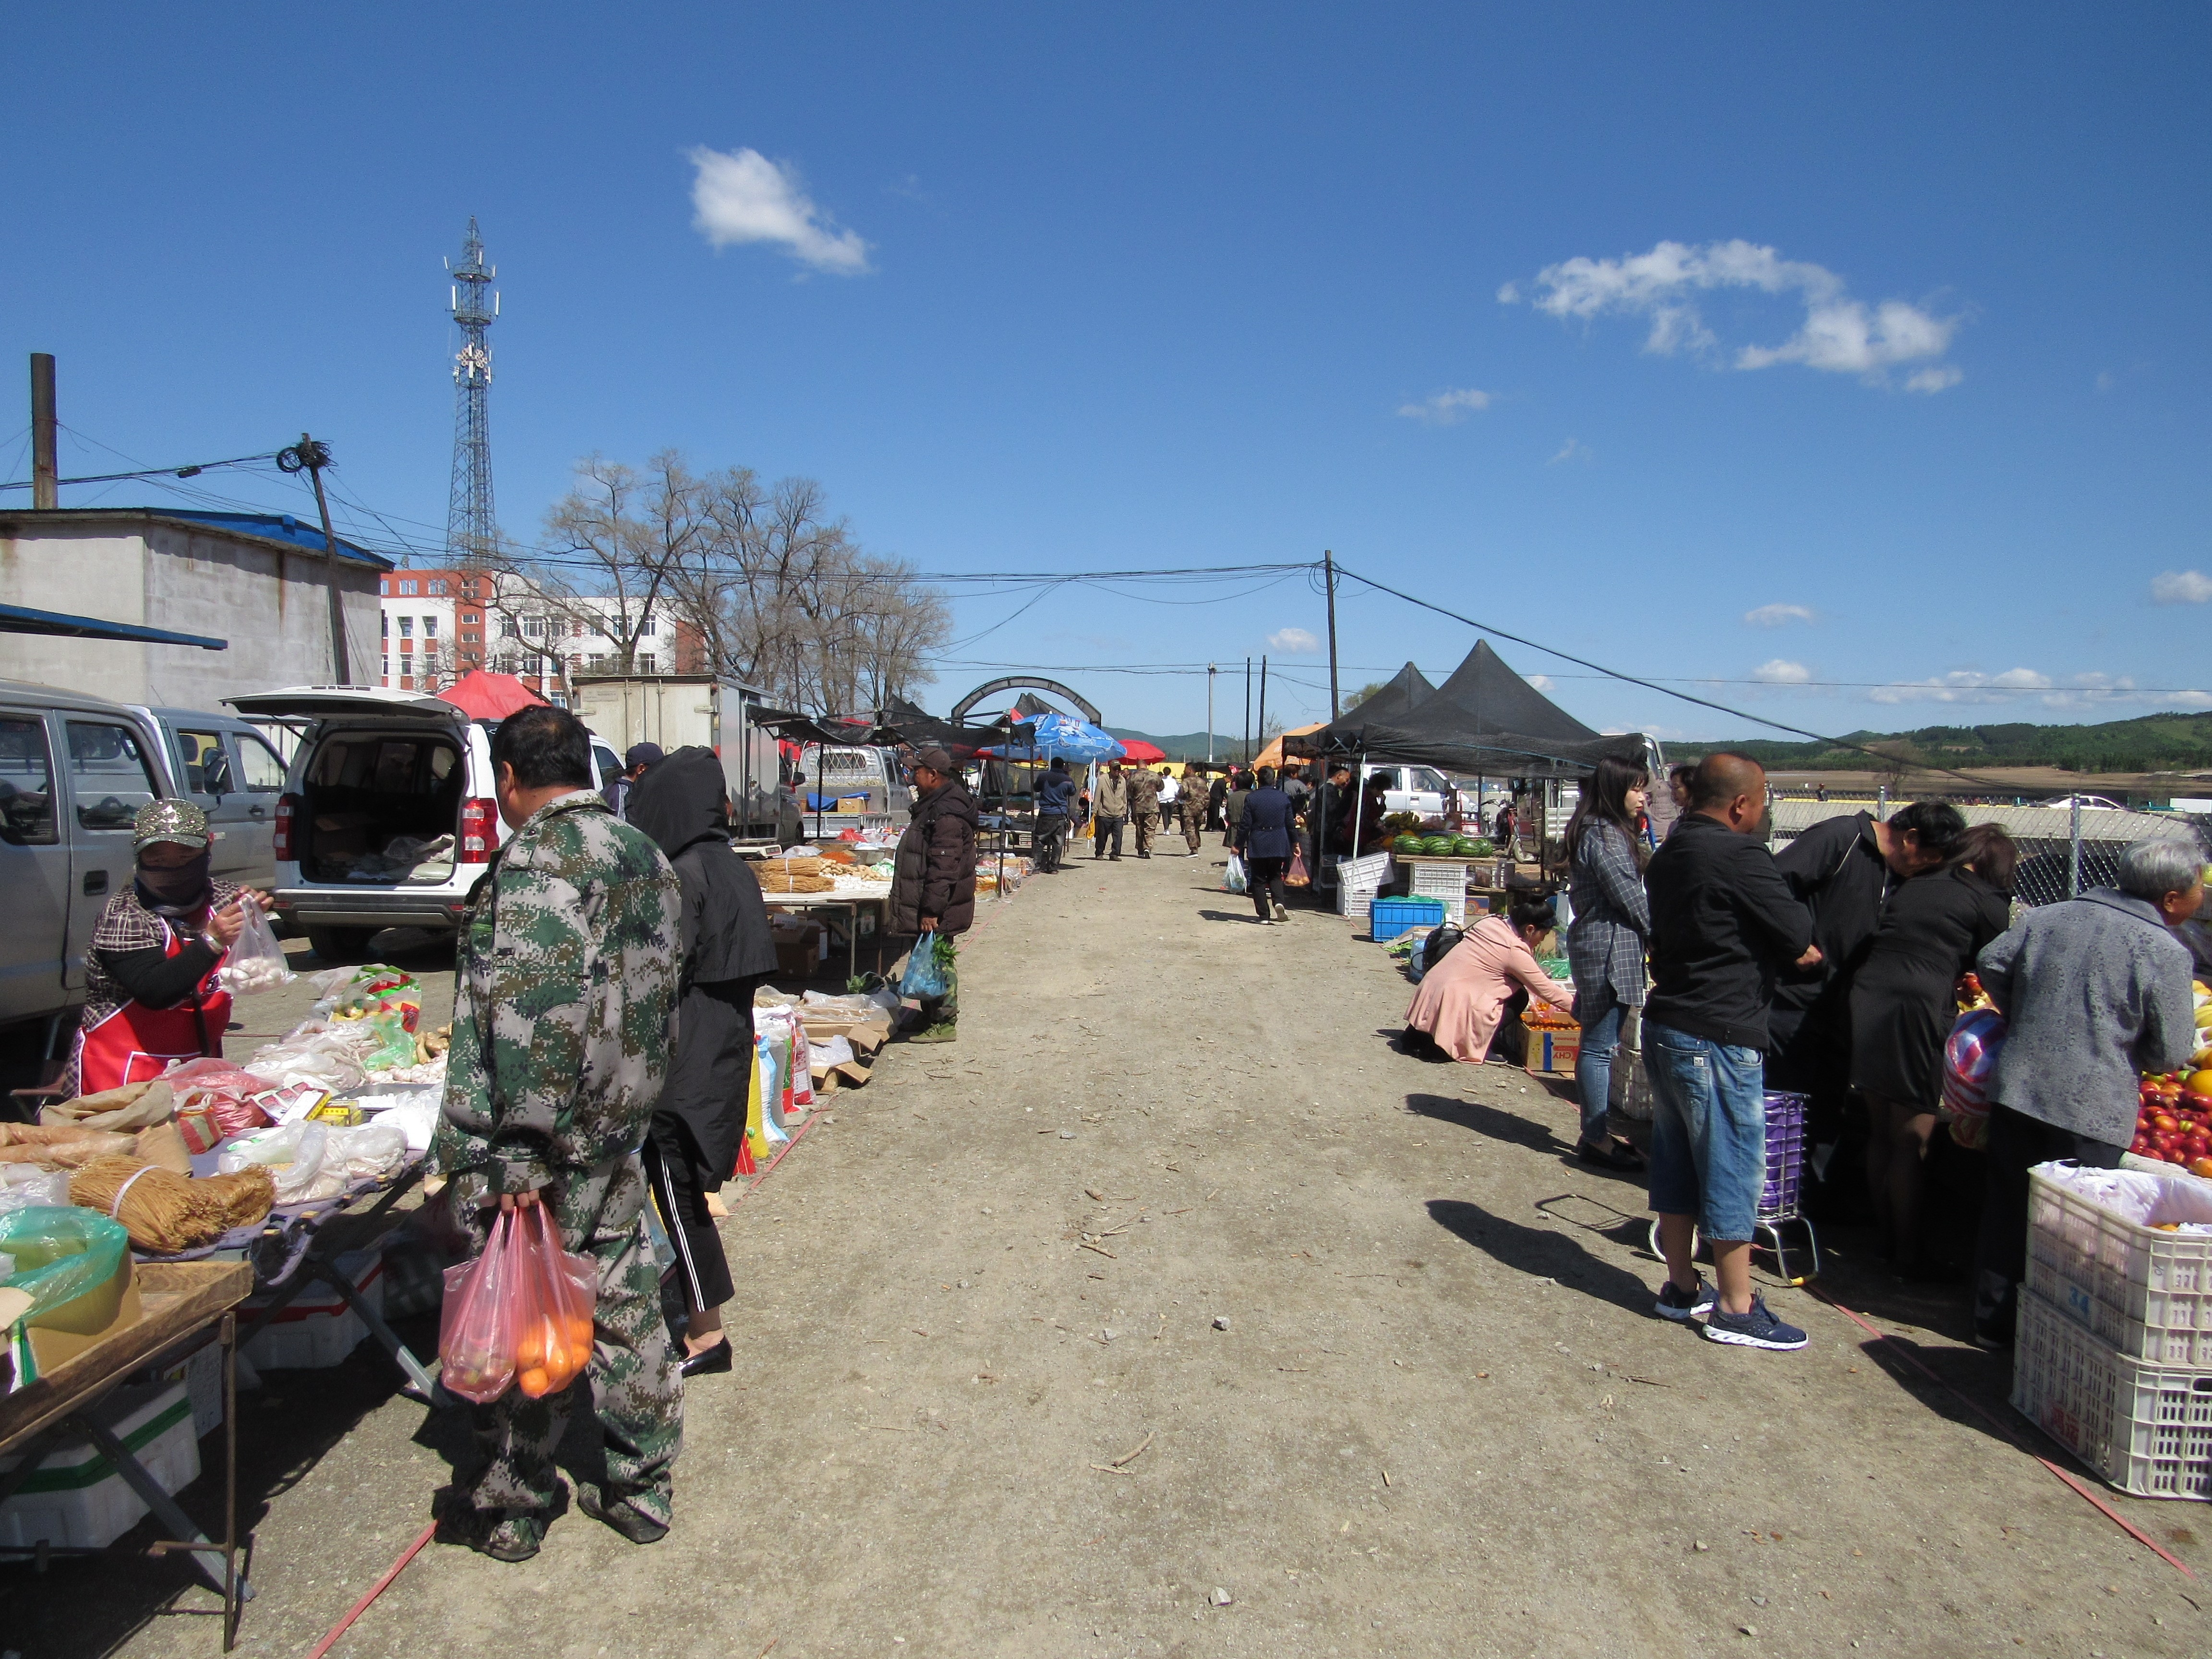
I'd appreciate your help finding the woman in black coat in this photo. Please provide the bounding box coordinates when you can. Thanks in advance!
[624,746,778,1374]
[1851,823,2018,1273]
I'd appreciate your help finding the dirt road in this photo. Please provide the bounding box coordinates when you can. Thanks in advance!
[49,850,2210,1657]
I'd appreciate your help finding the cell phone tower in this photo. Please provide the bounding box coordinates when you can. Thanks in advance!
[444,217,499,567]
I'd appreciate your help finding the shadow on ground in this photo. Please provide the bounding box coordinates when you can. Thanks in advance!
[1425,1197,1657,1316]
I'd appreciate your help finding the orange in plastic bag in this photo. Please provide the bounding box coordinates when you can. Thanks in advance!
[438,1208,522,1403]
[511,1204,598,1399]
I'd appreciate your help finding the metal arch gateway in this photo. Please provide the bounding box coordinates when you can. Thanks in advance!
[948,676,1102,726]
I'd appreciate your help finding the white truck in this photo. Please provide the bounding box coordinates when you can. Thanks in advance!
[569,674,787,841]
[793,744,911,841]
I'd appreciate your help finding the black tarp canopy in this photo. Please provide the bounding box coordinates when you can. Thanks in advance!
[1284,661,1436,759]
[1308,641,1647,778]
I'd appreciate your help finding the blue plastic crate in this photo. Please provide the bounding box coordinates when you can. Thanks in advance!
[1370,896,1446,941]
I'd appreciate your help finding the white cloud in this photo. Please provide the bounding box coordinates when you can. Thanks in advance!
[1752,659,1814,685]
[1397,387,1492,424]
[1548,438,1591,465]
[1267,627,1321,653]
[1527,673,1556,693]
[1743,602,1815,628]
[2152,569,2212,605]
[1856,668,2212,709]
[686,146,870,274]
[1503,238,1960,391]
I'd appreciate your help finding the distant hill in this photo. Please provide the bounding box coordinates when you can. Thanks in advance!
[1670,712,2212,774]
[1107,728,1240,761]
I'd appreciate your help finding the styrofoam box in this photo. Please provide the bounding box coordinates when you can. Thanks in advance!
[2012,1290,2212,1500]
[241,1239,386,1372]
[158,1339,227,1441]
[2025,1166,2212,1367]
[0,1382,201,1550]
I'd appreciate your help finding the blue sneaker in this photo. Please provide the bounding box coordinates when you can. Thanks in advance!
[1703,1292,1808,1351]
[1654,1274,1717,1322]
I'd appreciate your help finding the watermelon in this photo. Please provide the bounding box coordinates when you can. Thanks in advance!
[1450,836,1479,857]
[1394,835,1425,855]
[1422,836,1455,855]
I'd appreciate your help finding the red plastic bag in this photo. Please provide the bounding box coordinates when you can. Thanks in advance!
[511,1204,598,1399]
[437,1204,598,1403]
[438,1209,522,1404]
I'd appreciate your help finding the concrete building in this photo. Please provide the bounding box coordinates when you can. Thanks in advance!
[0,507,388,706]
[377,567,702,706]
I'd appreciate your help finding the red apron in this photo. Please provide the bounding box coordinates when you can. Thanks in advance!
[74,920,233,1093]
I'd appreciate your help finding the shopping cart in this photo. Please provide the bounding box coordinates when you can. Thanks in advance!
[1645,1089,1821,1286]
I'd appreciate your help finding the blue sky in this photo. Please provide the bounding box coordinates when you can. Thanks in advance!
[5,4,2207,741]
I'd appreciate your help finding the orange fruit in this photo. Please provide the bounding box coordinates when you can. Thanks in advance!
[517,1367,552,1398]
[2185,1070,2212,1100]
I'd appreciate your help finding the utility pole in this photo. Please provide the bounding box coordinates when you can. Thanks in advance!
[29,354,58,509]
[277,434,352,685]
[1243,656,1252,766]
[1323,548,1340,720]
[1206,665,1216,763]
[1257,654,1269,760]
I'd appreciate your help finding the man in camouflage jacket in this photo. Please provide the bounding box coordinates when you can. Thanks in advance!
[1126,764,1164,858]
[431,706,684,1563]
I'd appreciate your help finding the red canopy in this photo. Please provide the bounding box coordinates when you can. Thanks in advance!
[1118,739,1166,763]
[440,671,548,721]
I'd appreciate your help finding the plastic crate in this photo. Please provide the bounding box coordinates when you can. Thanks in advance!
[2011,1291,2212,1500]
[241,1239,386,1372]
[1409,862,1469,898]
[1370,896,1446,942]
[2024,1166,2212,1367]
[0,1382,201,1550]
[1761,1091,1809,1219]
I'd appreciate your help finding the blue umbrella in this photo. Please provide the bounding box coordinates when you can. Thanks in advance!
[984,710,1125,762]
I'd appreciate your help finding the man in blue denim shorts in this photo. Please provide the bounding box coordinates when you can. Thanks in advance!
[1643,754,1821,1350]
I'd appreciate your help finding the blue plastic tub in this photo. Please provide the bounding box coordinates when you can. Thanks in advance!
[1370,896,1446,942]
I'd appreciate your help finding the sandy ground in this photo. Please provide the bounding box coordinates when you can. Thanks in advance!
[13,853,2210,1658]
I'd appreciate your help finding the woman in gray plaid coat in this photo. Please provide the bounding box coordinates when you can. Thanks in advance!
[1564,755,1654,1170]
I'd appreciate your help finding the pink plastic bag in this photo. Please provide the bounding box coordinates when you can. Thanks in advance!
[438,1209,523,1403]
[438,1204,598,1404]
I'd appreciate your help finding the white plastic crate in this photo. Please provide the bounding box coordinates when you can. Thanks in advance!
[2012,1291,2212,1501]
[2025,1166,2212,1366]
[0,1382,201,1550]
[1409,862,1468,898]
[241,1239,386,1372]
[1329,851,1391,895]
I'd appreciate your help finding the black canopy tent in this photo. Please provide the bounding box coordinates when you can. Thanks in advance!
[1284,661,1436,761]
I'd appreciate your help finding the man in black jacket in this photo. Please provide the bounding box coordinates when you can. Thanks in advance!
[1033,757,1077,873]
[1644,754,1821,1352]
[889,748,978,1043]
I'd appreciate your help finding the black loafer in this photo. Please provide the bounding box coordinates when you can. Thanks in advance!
[680,1338,733,1377]
[1575,1138,1647,1172]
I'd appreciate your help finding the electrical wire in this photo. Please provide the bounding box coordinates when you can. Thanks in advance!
[1331,563,2016,788]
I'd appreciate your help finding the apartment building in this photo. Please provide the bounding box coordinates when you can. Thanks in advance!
[378,568,701,705]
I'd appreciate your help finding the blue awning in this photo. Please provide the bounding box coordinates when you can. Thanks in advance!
[0,602,228,649]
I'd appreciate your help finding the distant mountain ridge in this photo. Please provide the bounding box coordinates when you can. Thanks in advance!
[1670,712,2212,774]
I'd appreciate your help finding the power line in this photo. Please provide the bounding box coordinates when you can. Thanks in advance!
[1332,563,2016,789]
[0,448,283,492]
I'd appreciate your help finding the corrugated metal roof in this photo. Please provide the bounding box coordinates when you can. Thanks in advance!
[0,507,391,570]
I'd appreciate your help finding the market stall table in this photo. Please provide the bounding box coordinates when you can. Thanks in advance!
[760,888,894,980]
[0,1260,255,1648]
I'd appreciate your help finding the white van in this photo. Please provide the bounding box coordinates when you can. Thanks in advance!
[228,686,604,963]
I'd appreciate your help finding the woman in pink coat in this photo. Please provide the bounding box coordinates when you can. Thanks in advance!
[1404,899,1573,1063]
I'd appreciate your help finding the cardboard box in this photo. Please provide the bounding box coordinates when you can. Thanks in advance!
[26,1258,143,1374]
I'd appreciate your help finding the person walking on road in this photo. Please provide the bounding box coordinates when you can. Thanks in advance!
[1127,763,1164,858]
[1851,822,2015,1276]
[1033,757,1077,873]
[1562,753,1652,1173]
[622,746,777,1376]
[1157,766,1180,838]
[1234,765,1296,924]
[1182,766,1208,853]
[888,747,979,1043]
[1643,754,1821,1352]
[1968,837,2201,1346]
[1222,769,1250,850]
[1207,770,1229,832]
[1093,761,1130,860]
[432,705,684,1562]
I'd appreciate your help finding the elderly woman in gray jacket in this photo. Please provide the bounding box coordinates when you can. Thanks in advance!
[1563,755,1653,1171]
[1970,837,2204,1346]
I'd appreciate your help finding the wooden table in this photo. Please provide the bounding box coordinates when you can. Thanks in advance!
[761,888,894,979]
[1,1260,255,1647]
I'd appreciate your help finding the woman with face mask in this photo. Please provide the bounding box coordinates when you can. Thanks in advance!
[67,799,265,1096]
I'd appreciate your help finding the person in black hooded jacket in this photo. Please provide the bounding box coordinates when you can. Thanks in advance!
[623,745,777,1376]
[889,747,978,1043]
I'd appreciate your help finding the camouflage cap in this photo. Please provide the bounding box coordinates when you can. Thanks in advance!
[133,798,211,853]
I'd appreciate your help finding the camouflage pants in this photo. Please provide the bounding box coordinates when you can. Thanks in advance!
[1133,810,1161,854]
[1183,804,1204,852]
[453,1154,682,1525]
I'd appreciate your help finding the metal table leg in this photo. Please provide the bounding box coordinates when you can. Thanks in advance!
[86,1405,253,1607]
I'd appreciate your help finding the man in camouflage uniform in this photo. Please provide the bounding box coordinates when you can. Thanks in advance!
[431,706,685,1563]
[1126,763,1164,859]
[1181,766,1208,854]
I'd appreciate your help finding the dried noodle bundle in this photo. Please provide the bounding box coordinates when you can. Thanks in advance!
[67,1156,276,1253]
